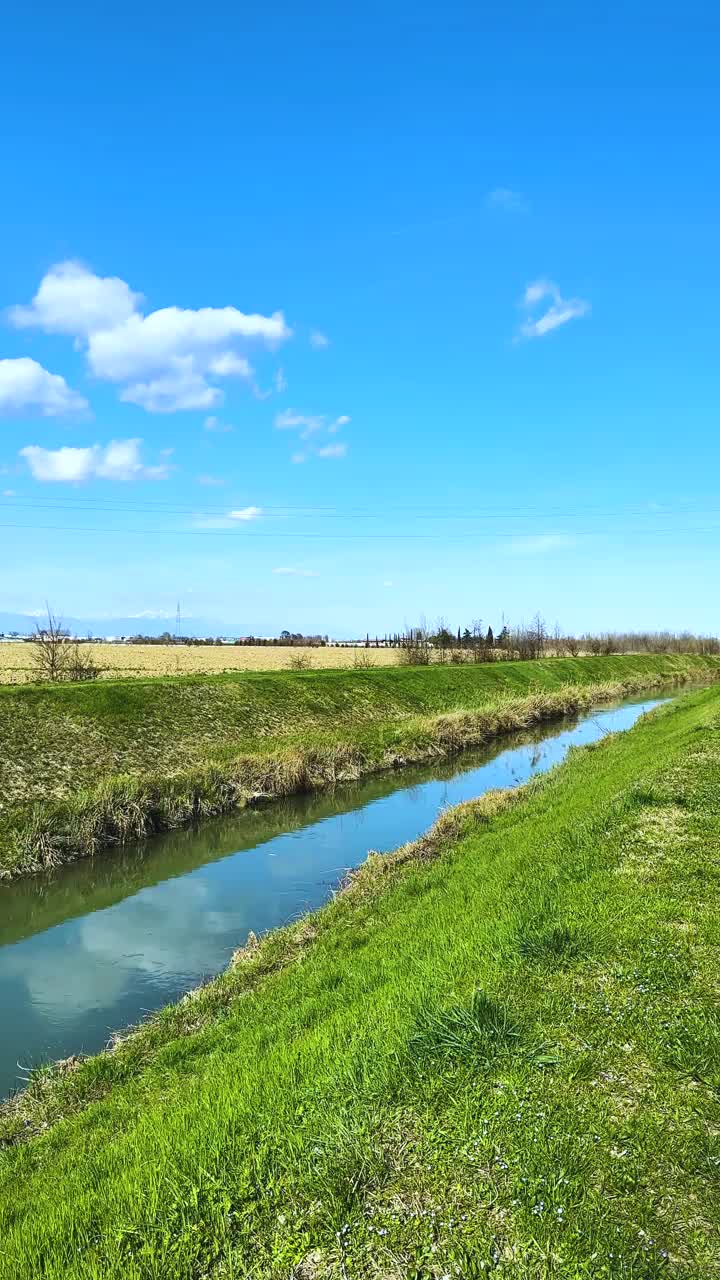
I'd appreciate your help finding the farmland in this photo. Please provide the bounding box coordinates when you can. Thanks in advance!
[0,641,398,683]
[1,652,718,878]
[2,682,720,1277]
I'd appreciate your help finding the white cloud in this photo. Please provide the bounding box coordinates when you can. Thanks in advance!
[274,408,324,434]
[87,306,287,381]
[20,438,169,483]
[192,505,261,529]
[196,473,225,487]
[228,506,262,521]
[2,489,15,497]
[310,329,330,349]
[317,442,347,459]
[274,367,287,393]
[9,261,292,413]
[0,357,88,417]
[523,279,556,306]
[291,452,306,465]
[502,533,574,556]
[518,279,590,339]
[272,566,319,577]
[207,352,252,377]
[203,415,233,433]
[97,439,169,480]
[8,260,141,337]
[121,363,222,413]
[486,188,528,213]
[383,580,394,588]
[521,301,590,338]
[274,414,351,450]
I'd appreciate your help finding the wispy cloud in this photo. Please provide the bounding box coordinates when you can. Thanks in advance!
[501,533,575,556]
[229,506,262,521]
[272,566,319,577]
[275,408,351,458]
[274,367,287,393]
[196,473,225,487]
[274,408,325,437]
[316,442,347,459]
[517,279,590,340]
[203,415,233,433]
[192,505,262,529]
[309,329,330,349]
[486,187,528,213]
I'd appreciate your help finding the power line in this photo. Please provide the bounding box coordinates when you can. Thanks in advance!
[0,519,719,539]
[2,496,720,521]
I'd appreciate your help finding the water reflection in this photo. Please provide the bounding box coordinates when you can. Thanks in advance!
[0,695,665,1097]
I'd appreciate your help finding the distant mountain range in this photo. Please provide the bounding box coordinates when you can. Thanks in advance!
[0,612,246,639]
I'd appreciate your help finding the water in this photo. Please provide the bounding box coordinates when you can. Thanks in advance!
[0,693,667,1098]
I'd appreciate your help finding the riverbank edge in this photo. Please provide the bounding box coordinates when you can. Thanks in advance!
[4,657,720,879]
[0,774,545,1144]
[0,681,702,1143]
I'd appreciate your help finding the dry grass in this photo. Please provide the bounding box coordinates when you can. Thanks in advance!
[0,643,399,684]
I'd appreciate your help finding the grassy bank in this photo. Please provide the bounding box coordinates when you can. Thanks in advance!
[2,653,719,877]
[2,683,720,1277]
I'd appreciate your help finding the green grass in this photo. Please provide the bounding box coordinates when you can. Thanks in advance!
[2,683,720,1277]
[1,652,719,876]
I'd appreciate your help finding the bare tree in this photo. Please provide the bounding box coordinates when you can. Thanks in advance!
[32,607,70,682]
[553,621,562,656]
[471,618,485,663]
[397,621,432,665]
[32,607,103,682]
[532,612,547,658]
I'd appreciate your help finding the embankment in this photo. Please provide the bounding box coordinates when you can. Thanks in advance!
[1,652,718,876]
[1,683,720,1277]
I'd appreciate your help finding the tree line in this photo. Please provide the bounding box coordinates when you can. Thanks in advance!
[396,617,720,664]
[25,607,720,681]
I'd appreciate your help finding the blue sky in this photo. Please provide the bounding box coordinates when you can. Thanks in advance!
[2,1,720,636]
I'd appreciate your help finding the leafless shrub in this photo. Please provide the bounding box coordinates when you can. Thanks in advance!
[66,641,103,682]
[288,652,313,671]
[32,612,104,683]
[397,643,431,667]
[397,623,432,666]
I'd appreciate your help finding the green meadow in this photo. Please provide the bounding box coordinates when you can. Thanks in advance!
[1,652,718,876]
[1,681,720,1277]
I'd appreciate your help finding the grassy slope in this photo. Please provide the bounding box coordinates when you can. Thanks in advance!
[2,684,720,1278]
[2,653,719,876]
